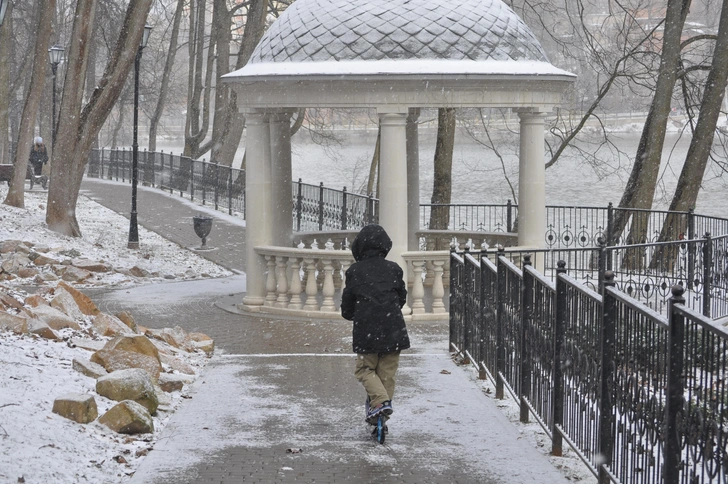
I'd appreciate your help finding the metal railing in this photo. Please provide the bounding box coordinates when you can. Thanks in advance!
[450,251,728,484]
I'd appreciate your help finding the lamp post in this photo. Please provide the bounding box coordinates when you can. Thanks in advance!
[0,0,8,27]
[128,24,152,250]
[48,45,64,147]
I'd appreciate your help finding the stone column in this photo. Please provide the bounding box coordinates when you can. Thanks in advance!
[378,108,409,276]
[269,111,294,246]
[406,108,421,252]
[242,110,272,307]
[517,110,547,249]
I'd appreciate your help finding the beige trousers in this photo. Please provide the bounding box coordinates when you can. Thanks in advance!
[354,351,401,408]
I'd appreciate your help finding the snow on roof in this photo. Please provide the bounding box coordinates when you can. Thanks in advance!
[225,59,575,80]
[249,0,551,65]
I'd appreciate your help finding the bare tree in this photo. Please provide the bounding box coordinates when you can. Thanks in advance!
[429,108,457,236]
[47,0,154,236]
[4,0,55,208]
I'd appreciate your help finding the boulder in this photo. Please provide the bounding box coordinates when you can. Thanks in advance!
[98,400,154,434]
[0,313,28,334]
[34,273,59,283]
[1,253,31,273]
[96,369,159,414]
[91,349,162,382]
[71,259,112,273]
[16,267,39,279]
[157,373,192,393]
[27,305,80,331]
[0,240,22,254]
[28,320,61,340]
[190,340,214,356]
[0,291,23,310]
[160,354,196,375]
[60,266,93,283]
[72,358,108,379]
[115,311,138,333]
[129,266,151,278]
[103,335,160,360]
[70,338,105,352]
[50,287,85,320]
[56,281,100,316]
[32,254,60,266]
[52,394,98,424]
[24,294,49,308]
[91,313,133,337]
[147,326,189,350]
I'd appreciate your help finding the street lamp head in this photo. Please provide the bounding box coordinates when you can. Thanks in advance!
[48,45,64,66]
[0,0,9,27]
[141,24,152,48]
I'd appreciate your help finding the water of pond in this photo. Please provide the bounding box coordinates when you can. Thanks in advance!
[154,127,728,218]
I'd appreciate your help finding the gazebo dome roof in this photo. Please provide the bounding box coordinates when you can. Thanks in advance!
[250,0,549,64]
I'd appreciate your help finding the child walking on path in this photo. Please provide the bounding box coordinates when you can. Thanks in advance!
[341,224,410,423]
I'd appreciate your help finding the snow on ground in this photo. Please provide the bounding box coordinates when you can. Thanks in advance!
[0,185,232,484]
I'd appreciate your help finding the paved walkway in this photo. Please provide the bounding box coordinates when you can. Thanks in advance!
[81,178,573,484]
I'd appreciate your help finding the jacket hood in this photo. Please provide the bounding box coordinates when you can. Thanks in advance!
[351,224,392,261]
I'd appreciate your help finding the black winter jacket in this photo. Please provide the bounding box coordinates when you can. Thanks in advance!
[29,144,48,166]
[341,224,410,354]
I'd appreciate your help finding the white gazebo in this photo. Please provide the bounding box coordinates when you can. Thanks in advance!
[222,0,575,317]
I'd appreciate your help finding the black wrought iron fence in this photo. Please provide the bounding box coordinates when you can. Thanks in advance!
[450,251,728,484]
[86,149,377,231]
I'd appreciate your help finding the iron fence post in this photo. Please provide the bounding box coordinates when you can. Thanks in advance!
[214,161,219,211]
[296,178,303,232]
[703,232,712,317]
[479,248,488,380]
[449,249,459,351]
[598,271,616,484]
[552,260,567,456]
[202,160,207,205]
[520,254,533,423]
[665,285,686,484]
[507,199,513,233]
[341,187,348,230]
[598,237,607,294]
[227,168,233,215]
[688,208,695,289]
[189,159,194,202]
[318,182,324,231]
[463,246,472,365]
[495,246,506,399]
[606,202,614,269]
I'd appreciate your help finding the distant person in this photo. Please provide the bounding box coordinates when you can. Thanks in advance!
[341,224,410,427]
[29,137,48,176]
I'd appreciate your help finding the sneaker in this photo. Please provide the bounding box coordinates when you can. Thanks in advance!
[367,400,393,420]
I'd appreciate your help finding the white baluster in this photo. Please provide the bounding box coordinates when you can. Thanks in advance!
[321,258,336,311]
[265,255,277,306]
[411,259,426,314]
[303,258,319,311]
[275,256,289,308]
[431,259,446,314]
[288,257,303,310]
[325,238,334,250]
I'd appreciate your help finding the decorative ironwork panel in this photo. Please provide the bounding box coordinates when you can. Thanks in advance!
[609,291,669,484]
[499,256,523,395]
[559,276,603,469]
[546,206,608,249]
[481,257,498,377]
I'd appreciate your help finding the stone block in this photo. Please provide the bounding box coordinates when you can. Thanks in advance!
[115,311,138,333]
[72,358,108,379]
[98,400,153,434]
[27,305,81,331]
[160,354,196,375]
[0,291,23,310]
[56,281,100,316]
[92,313,133,337]
[61,266,93,283]
[28,319,61,340]
[96,369,159,414]
[52,394,98,423]
[0,312,28,334]
[91,349,162,382]
[103,335,160,360]
[157,373,192,393]
[71,259,112,273]
[24,294,49,308]
[50,287,85,320]
[32,254,60,266]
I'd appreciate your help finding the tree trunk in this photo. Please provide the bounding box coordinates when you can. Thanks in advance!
[653,0,728,266]
[149,0,184,152]
[46,0,154,236]
[429,108,456,240]
[0,0,13,165]
[212,0,268,167]
[613,0,691,251]
[3,0,54,208]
